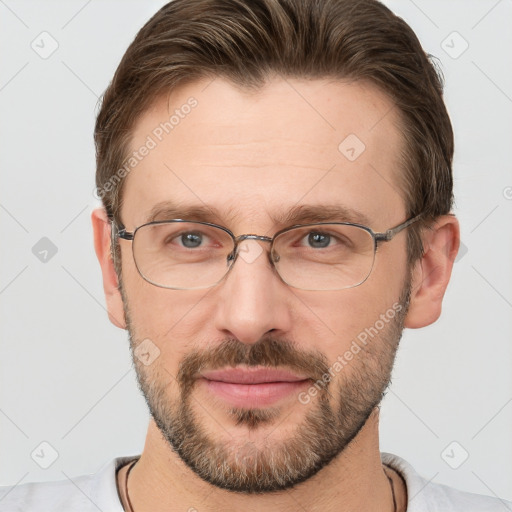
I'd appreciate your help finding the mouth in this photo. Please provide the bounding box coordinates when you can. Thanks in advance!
[199,367,311,408]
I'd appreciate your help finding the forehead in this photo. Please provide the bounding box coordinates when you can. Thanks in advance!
[121,76,406,231]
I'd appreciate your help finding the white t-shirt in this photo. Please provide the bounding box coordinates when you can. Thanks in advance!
[0,452,509,511]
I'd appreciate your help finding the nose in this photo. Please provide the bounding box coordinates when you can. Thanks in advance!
[213,239,292,345]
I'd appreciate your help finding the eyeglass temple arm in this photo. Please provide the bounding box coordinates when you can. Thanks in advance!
[109,220,132,270]
[374,213,423,243]
[110,219,133,241]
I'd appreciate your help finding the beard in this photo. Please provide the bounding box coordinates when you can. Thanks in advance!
[121,277,411,494]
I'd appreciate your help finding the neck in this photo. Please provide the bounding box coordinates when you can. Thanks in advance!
[119,409,407,512]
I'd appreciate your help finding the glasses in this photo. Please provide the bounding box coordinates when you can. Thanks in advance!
[112,214,422,291]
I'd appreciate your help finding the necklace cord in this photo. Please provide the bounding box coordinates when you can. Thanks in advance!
[123,459,137,512]
[123,460,398,512]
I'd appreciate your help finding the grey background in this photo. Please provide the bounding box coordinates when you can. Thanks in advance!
[1,0,511,502]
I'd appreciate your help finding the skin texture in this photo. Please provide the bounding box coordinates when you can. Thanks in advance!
[92,76,459,512]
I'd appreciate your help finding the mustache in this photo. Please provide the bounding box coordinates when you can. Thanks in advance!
[177,337,330,396]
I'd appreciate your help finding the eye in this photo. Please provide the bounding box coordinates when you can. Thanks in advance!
[301,230,351,249]
[177,231,205,248]
[161,229,214,249]
[306,231,332,249]
[277,225,356,254]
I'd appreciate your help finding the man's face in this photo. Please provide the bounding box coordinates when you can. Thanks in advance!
[118,77,412,493]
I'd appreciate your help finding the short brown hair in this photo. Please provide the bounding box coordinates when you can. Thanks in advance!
[94,0,454,274]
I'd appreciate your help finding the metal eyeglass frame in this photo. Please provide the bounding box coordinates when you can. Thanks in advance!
[111,213,423,290]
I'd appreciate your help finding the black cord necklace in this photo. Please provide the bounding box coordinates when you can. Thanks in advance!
[123,459,137,512]
[123,460,398,512]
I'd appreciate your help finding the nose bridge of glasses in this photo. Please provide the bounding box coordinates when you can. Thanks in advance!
[231,234,274,266]
[235,233,273,244]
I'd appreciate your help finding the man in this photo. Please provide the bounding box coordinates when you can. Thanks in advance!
[1,0,510,510]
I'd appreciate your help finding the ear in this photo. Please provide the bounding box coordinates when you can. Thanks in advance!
[91,207,127,329]
[404,214,460,329]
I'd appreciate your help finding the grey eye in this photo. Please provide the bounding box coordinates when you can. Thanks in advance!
[307,232,331,248]
[180,232,203,248]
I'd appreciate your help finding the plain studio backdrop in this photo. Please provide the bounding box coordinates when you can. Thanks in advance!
[1,0,511,501]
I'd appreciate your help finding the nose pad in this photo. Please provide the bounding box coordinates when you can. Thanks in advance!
[271,248,280,263]
[225,240,266,269]
[225,237,279,278]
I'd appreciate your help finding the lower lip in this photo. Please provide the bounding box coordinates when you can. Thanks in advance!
[201,378,310,408]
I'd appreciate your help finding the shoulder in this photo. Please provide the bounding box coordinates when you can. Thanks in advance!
[381,452,512,511]
[0,456,138,512]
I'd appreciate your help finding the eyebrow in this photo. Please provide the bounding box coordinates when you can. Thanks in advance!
[145,201,372,229]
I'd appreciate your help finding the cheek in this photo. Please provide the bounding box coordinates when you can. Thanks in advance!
[121,242,173,308]
[126,288,210,347]
[120,247,209,348]
[298,270,406,362]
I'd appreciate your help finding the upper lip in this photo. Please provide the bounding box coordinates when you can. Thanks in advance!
[200,367,310,384]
